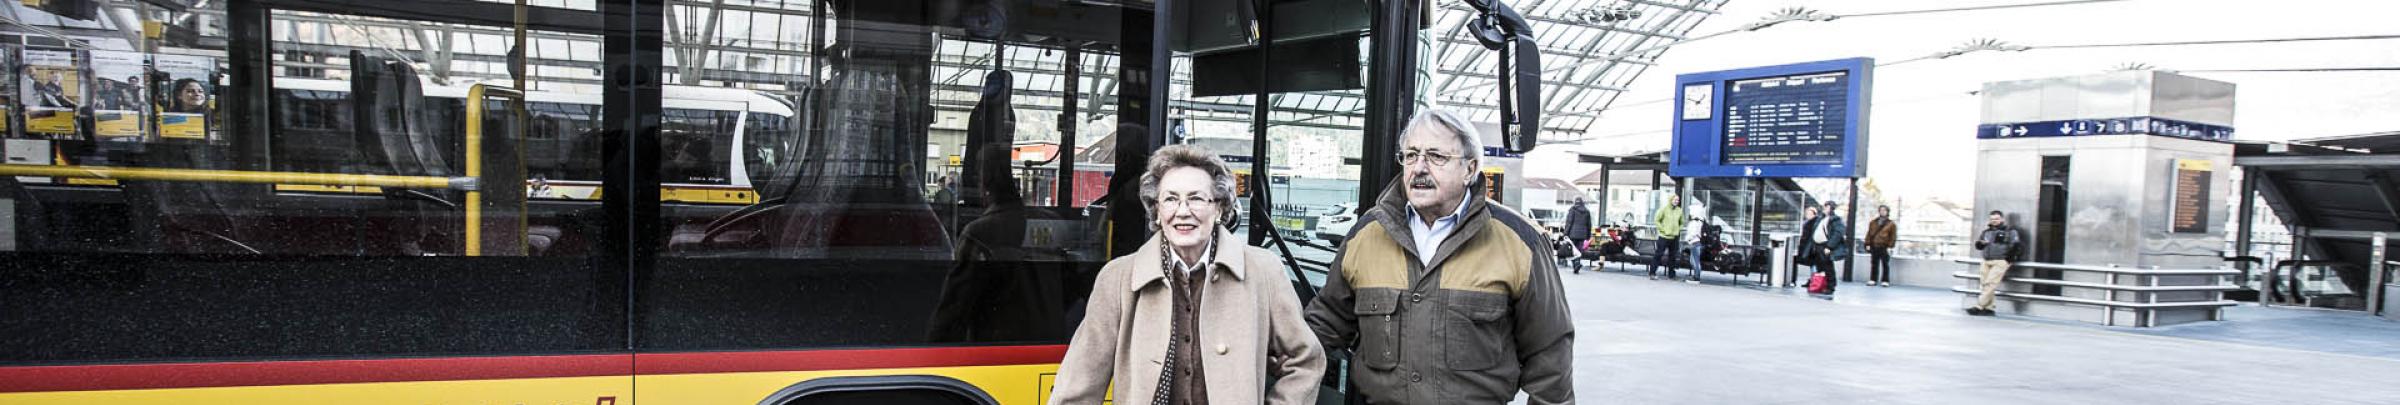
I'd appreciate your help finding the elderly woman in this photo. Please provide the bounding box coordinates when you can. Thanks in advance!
[1050,145,1325,405]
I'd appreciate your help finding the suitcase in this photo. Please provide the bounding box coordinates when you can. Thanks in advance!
[1806,272,1833,294]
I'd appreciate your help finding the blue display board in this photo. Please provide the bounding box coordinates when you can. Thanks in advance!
[1669,58,1873,178]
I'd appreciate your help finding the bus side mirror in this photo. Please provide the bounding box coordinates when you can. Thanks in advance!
[1464,0,1541,153]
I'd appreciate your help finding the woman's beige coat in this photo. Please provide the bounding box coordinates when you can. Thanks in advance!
[1047,229,1326,405]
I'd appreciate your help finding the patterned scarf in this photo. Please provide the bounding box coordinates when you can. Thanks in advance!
[1150,233,1219,405]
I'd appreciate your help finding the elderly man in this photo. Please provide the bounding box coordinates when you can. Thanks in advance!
[1305,109,1575,404]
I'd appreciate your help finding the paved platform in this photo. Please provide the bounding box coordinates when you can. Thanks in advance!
[1552,261,2400,404]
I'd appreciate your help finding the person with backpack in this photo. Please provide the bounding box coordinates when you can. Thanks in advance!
[1551,226,1579,269]
[1968,211,2023,316]
[1687,221,1720,284]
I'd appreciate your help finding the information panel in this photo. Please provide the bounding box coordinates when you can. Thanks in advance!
[2170,159,2211,233]
[1722,71,1849,165]
[1669,58,1872,178]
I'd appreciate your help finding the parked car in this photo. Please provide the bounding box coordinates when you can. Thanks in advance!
[1312,203,1358,244]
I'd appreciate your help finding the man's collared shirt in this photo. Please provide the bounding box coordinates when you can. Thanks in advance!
[1405,192,1473,266]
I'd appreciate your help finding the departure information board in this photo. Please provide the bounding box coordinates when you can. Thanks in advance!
[1669,58,1873,178]
[1721,71,1850,165]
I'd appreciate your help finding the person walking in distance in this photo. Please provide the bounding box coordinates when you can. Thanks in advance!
[1968,211,2022,316]
[1865,205,1899,287]
[1304,109,1575,404]
[1649,192,1687,280]
[1563,196,1593,273]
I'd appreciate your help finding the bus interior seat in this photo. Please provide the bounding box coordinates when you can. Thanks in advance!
[0,175,45,251]
[958,69,1013,208]
[118,144,265,254]
[351,51,460,255]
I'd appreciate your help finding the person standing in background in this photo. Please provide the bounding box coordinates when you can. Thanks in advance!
[1649,192,1686,280]
[1865,205,1899,287]
[1968,211,2023,316]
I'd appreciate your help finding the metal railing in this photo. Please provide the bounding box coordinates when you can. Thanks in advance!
[1950,259,2241,327]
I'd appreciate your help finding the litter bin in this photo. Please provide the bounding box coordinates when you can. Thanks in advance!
[1769,235,1793,287]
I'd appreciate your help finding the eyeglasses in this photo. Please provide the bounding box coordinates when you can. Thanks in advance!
[1158,195,1218,212]
[1396,150,1460,167]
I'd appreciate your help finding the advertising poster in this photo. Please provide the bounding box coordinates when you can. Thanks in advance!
[21,48,81,138]
[0,46,15,138]
[152,54,214,141]
[88,50,148,140]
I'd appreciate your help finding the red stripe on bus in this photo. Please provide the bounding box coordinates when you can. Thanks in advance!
[632,345,1069,375]
[0,353,632,393]
[0,345,1067,393]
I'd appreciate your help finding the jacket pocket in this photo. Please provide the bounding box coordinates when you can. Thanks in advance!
[1353,289,1402,370]
[1444,294,1510,370]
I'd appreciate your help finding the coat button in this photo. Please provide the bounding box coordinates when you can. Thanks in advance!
[1215,345,1229,355]
[1409,372,1422,382]
[1410,293,1423,303]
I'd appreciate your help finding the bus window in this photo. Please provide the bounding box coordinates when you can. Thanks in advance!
[524,102,606,182]
[646,6,1128,359]
[660,109,738,184]
[743,111,792,193]
[0,7,629,395]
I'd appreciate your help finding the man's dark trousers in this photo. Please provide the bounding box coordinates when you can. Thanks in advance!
[1650,238,1681,278]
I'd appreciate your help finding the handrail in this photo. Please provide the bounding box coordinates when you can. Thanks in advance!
[0,164,474,189]
[1949,272,2239,292]
[1949,259,2240,275]
[1947,287,2239,309]
[465,84,527,257]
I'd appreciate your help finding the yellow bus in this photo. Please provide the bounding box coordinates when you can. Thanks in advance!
[0,0,1545,403]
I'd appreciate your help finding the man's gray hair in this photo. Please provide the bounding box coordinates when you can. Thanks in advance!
[1138,144,1240,223]
[1402,108,1484,158]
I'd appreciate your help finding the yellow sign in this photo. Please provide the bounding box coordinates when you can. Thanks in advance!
[2176,159,2212,171]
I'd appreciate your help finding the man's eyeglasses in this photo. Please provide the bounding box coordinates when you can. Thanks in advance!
[1396,150,1459,167]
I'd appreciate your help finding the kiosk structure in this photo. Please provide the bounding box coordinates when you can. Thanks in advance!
[1969,70,2241,326]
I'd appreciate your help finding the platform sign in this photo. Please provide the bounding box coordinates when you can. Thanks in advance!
[2169,159,2211,233]
[1670,58,1873,178]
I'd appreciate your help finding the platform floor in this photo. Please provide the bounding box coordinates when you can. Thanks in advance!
[1550,261,2400,404]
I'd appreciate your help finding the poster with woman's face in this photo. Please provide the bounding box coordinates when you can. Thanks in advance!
[21,48,82,138]
[152,54,214,141]
[88,50,148,140]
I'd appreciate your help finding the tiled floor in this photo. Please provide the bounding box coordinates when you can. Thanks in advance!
[1541,261,2400,404]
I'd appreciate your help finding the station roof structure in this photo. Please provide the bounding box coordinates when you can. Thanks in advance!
[2235,130,2400,294]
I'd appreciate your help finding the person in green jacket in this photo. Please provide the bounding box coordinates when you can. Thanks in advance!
[1649,193,1687,280]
